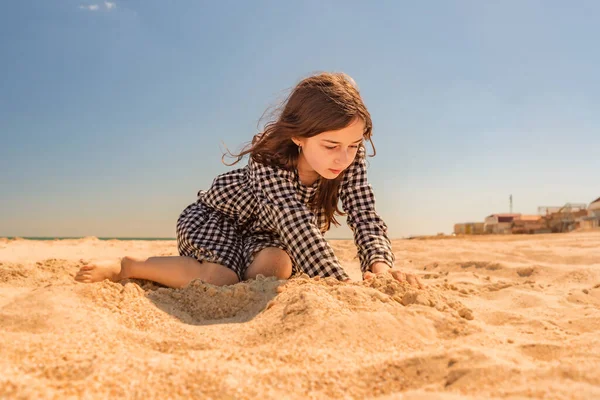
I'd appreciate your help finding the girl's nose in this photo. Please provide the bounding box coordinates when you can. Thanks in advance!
[335,149,350,165]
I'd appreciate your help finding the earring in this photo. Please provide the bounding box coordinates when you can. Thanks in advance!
[297,145,302,154]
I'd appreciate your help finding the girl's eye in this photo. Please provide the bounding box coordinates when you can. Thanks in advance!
[324,145,358,150]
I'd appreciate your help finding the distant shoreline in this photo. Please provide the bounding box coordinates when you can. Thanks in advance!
[0,237,176,241]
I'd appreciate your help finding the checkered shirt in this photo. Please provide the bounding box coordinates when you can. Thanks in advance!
[198,147,394,280]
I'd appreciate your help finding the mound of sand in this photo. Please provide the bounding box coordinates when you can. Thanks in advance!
[1,233,600,399]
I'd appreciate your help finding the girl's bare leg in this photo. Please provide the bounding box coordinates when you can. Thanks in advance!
[244,247,293,280]
[74,256,239,288]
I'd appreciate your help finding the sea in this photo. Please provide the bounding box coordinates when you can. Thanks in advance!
[0,237,176,241]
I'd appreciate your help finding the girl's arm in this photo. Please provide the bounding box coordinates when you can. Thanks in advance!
[340,148,395,275]
[249,160,350,281]
[267,202,350,280]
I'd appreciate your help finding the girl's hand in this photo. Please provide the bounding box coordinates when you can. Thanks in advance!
[364,262,424,289]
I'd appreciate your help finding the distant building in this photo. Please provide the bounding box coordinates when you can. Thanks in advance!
[544,203,589,232]
[590,197,600,215]
[484,214,521,234]
[453,222,485,235]
[579,197,600,229]
[511,215,545,234]
[517,215,543,221]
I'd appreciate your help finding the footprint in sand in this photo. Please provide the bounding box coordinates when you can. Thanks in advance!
[516,266,537,277]
[519,343,566,362]
[459,261,504,271]
[485,281,513,292]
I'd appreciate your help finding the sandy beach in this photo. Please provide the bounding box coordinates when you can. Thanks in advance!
[1,232,599,399]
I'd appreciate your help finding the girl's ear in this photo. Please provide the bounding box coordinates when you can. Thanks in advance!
[291,137,302,147]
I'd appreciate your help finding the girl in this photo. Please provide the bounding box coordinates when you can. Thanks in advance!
[75,72,423,289]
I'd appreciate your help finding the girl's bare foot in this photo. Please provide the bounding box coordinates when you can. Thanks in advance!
[74,257,134,283]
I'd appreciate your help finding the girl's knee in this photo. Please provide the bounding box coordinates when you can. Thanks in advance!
[246,247,292,280]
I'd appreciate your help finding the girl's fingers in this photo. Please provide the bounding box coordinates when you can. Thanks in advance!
[406,274,418,287]
[365,269,425,289]
[408,274,425,289]
[390,270,405,282]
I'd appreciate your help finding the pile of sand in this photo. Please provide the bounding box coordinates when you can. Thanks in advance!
[1,233,600,399]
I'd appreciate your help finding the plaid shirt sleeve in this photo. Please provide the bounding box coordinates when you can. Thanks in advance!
[340,148,395,274]
[248,158,350,281]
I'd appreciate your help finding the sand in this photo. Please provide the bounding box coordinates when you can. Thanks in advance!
[1,232,599,399]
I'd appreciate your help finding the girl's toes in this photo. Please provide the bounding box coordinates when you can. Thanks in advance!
[75,272,90,281]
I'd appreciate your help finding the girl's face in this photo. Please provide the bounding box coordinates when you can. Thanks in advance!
[293,118,365,181]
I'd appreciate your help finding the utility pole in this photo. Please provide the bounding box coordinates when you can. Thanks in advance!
[510,194,513,214]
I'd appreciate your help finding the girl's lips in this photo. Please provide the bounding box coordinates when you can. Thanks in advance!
[329,169,341,174]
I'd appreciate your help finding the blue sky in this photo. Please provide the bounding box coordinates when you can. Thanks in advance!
[1,0,598,238]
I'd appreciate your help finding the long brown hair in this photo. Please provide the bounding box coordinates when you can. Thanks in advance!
[223,72,376,230]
